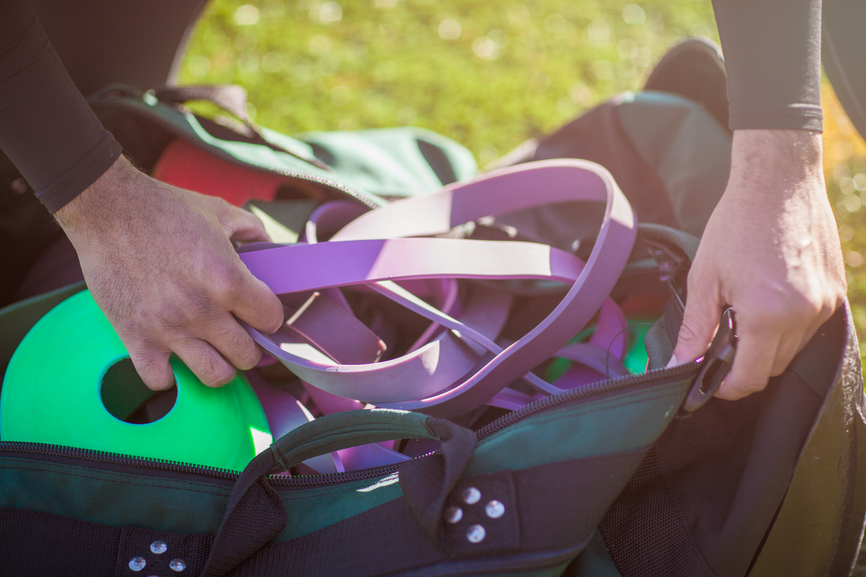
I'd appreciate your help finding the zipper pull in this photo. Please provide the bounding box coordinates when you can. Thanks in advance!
[680,308,737,413]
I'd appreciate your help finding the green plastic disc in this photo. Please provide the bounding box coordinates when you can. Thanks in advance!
[1,290,272,471]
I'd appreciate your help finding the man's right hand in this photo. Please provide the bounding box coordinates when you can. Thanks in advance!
[54,156,284,390]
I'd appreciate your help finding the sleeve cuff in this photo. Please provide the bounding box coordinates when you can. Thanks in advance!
[729,103,823,133]
[35,131,123,214]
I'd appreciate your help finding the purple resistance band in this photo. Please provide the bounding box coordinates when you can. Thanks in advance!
[238,159,637,419]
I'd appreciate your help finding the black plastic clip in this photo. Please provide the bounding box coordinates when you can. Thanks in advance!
[681,308,737,413]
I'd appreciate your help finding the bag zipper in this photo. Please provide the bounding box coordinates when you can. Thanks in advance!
[89,90,383,210]
[0,439,405,486]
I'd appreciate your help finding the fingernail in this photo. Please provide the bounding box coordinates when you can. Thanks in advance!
[665,354,679,369]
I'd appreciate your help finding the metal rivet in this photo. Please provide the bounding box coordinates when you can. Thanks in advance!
[444,506,463,524]
[169,558,187,572]
[466,524,486,543]
[485,500,505,519]
[128,557,147,571]
[150,540,168,554]
[462,487,481,505]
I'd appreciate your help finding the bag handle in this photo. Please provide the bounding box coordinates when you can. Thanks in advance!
[150,84,333,171]
[201,409,476,577]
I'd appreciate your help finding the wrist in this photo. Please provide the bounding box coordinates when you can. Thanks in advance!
[54,156,141,234]
[727,129,824,201]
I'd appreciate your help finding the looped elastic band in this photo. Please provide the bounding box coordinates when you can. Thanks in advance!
[239,159,637,418]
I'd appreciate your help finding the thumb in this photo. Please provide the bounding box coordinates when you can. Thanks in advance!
[668,285,723,368]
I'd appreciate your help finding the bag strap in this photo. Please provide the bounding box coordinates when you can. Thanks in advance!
[150,84,333,171]
[200,409,476,577]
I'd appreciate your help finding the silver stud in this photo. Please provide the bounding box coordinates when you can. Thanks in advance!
[128,557,147,571]
[150,540,168,554]
[466,524,486,543]
[444,506,463,524]
[462,487,481,505]
[485,500,505,519]
[169,558,187,572]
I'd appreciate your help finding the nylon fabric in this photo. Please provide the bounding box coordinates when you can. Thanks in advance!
[0,507,120,577]
[202,449,285,577]
[615,92,730,237]
[599,370,823,577]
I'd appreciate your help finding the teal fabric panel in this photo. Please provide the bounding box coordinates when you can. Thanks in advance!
[0,454,405,542]
[616,91,731,237]
[0,456,231,533]
[298,127,478,198]
[468,378,690,475]
[275,473,404,542]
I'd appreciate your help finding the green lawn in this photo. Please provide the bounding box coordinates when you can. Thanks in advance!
[180,0,866,361]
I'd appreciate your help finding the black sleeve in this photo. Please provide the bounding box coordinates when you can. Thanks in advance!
[0,0,122,214]
[711,0,823,132]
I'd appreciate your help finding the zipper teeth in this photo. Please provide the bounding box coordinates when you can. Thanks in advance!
[476,362,697,440]
[268,462,404,486]
[92,96,381,210]
[0,441,240,480]
[0,439,417,486]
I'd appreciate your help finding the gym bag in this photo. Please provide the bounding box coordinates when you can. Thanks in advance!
[0,83,864,577]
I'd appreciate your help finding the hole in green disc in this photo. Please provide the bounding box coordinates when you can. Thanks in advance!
[100,357,177,424]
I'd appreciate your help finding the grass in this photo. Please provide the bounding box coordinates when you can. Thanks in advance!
[179,0,866,362]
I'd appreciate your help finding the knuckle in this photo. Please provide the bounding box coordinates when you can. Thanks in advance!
[211,323,260,370]
[205,365,237,387]
[211,263,247,301]
[161,289,216,329]
[675,321,704,347]
[192,353,236,387]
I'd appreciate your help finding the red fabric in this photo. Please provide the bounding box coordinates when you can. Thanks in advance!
[152,139,284,206]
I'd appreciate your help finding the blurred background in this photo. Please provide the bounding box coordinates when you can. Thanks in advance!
[178,0,866,364]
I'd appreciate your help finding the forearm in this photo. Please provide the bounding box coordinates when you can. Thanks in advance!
[0,0,121,213]
[712,0,823,132]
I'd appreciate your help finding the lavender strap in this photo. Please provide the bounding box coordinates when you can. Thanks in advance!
[240,160,636,418]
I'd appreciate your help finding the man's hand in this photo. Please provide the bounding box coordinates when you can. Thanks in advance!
[55,156,284,390]
[669,129,846,399]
